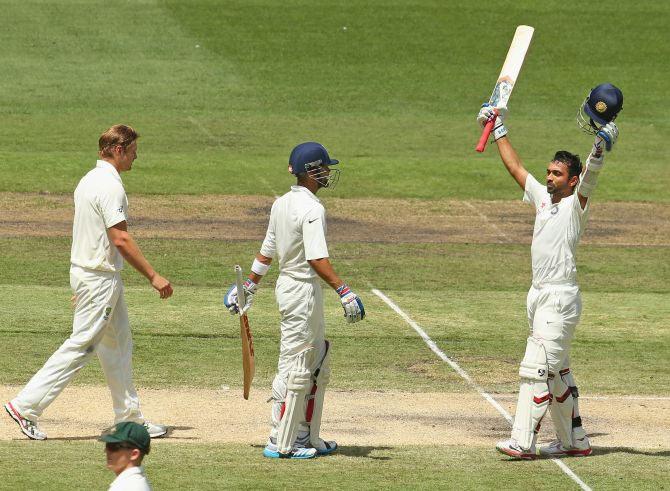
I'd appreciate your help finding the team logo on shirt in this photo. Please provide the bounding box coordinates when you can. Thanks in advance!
[550,205,559,215]
[103,307,112,320]
[117,206,124,214]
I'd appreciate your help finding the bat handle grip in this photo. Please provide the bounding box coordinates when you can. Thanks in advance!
[475,114,497,153]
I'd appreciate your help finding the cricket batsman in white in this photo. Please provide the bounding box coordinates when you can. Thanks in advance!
[477,83,623,459]
[5,124,172,440]
[224,141,365,459]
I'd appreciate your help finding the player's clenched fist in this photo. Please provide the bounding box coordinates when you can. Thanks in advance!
[151,273,173,299]
[336,284,365,323]
[477,104,508,141]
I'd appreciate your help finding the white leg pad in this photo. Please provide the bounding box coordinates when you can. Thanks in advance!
[307,341,331,450]
[276,347,314,454]
[511,337,550,450]
[549,368,574,447]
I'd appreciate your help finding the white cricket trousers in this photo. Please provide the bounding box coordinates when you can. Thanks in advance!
[527,283,582,374]
[12,265,143,423]
[270,275,327,434]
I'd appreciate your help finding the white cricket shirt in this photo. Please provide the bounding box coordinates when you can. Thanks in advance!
[108,466,152,491]
[260,186,329,280]
[71,160,128,272]
[523,174,590,288]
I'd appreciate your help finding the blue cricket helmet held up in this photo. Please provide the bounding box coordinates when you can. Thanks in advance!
[288,142,339,175]
[578,83,623,134]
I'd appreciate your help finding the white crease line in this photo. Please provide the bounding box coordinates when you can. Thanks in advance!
[463,201,511,243]
[372,288,593,491]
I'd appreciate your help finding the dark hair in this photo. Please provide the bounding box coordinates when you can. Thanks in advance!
[553,150,582,178]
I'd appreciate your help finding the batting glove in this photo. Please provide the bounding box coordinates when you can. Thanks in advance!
[223,279,257,315]
[594,121,618,155]
[336,284,365,324]
[477,103,508,140]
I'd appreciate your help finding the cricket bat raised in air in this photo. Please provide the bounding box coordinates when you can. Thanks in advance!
[235,265,255,400]
[475,25,534,153]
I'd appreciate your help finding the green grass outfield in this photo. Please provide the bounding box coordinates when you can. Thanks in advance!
[1,0,669,489]
[1,0,668,201]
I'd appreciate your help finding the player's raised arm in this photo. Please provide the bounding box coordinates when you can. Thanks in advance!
[576,122,619,209]
[477,104,528,190]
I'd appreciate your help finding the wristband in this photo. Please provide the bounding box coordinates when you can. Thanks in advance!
[336,284,351,297]
[251,258,270,276]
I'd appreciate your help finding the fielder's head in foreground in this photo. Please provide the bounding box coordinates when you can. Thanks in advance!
[476,85,622,460]
[223,141,364,459]
[100,421,152,490]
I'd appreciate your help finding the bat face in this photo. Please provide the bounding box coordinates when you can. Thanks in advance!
[489,26,534,109]
[475,25,534,153]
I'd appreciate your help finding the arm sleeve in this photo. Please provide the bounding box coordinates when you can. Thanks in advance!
[522,174,545,208]
[259,203,277,258]
[303,205,329,260]
[98,184,128,228]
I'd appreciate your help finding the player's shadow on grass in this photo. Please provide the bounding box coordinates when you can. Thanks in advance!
[336,446,392,460]
[592,446,670,458]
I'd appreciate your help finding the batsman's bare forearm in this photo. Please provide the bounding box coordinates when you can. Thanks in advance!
[249,253,273,284]
[308,257,345,290]
[495,137,528,190]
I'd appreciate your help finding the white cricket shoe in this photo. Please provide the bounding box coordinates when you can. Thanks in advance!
[143,421,168,438]
[295,434,338,455]
[539,436,592,457]
[263,439,318,459]
[495,438,537,460]
[4,402,47,440]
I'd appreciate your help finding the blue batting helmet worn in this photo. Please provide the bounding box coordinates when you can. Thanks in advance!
[578,83,623,134]
[288,142,339,175]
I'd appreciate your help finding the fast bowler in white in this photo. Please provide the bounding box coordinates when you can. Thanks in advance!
[5,125,173,441]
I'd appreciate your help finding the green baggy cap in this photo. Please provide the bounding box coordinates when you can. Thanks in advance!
[99,422,150,454]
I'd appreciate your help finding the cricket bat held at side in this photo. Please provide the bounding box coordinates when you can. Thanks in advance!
[235,265,255,400]
[475,25,534,152]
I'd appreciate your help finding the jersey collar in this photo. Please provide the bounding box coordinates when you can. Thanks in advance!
[96,160,123,184]
[291,185,320,203]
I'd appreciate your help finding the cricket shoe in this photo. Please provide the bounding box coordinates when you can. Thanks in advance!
[296,434,338,455]
[495,439,537,460]
[263,439,318,459]
[4,402,47,440]
[539,436,592,457]
[143,421,168,438]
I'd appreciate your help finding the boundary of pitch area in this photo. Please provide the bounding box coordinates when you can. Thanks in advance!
[372,288,593,491]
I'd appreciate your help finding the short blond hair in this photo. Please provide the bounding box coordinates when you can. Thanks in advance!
[98,124,139,158]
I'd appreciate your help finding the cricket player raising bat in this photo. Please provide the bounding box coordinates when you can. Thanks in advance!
[477,83,623,459]
[224,141,365,459]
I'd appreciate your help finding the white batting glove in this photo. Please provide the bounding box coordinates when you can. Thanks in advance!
[223,279,257,315]
[593,122,619,155]
[477,103,508,140]
[336,284,365,324]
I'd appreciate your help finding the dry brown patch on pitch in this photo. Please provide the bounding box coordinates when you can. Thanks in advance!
[1,385,668,451]
[1,192,668,246]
